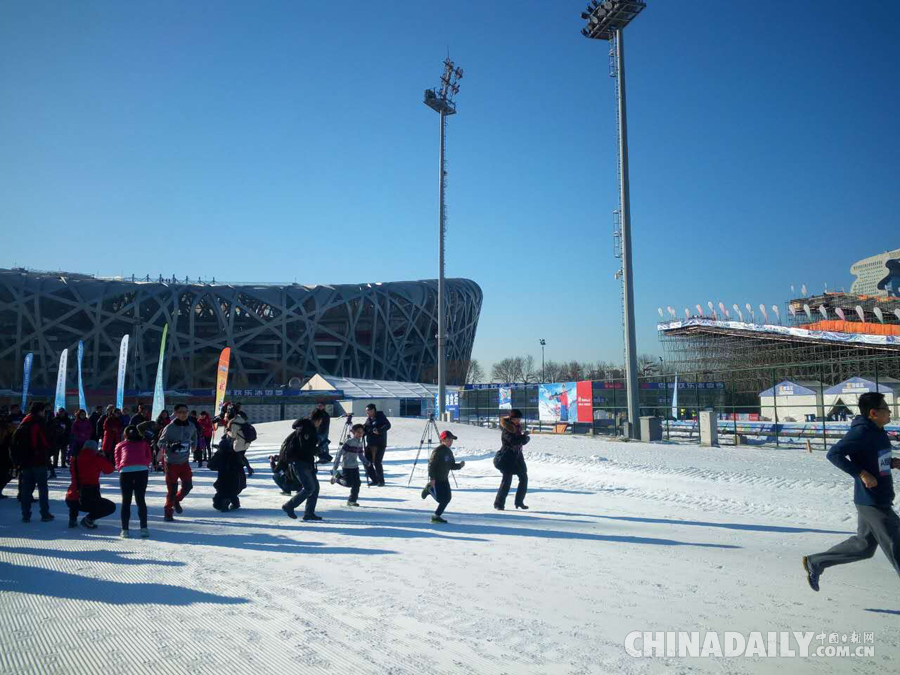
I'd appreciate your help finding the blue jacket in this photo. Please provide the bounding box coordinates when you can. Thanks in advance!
[826,416,894,507]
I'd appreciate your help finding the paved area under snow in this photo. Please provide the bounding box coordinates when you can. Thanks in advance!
[1,418,897,674]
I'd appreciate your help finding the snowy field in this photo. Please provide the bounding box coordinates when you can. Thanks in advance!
[1,418,898,675]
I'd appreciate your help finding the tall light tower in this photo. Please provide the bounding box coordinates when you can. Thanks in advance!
[581,0,646,438]
[424,57,463,418]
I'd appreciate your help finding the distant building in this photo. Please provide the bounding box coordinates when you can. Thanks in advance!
[850,248,900,297]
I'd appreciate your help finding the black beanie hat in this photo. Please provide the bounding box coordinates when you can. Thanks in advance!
[509,408,524,419]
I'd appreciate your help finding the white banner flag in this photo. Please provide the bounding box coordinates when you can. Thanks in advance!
[117,335,129,410]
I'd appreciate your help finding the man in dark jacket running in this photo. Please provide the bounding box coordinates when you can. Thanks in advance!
[282,410,327,521]
[363,404,391,486]
[12,402,55,522]
[803,392,899,591]
[494,409,530,511]
[422,430,465,523]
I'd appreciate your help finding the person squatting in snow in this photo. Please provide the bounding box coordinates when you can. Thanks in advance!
[65,439,116,529]
[208,434,247,512]
[422,430,465,524]
[331,423,371,507]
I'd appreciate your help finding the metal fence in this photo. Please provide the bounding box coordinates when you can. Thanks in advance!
[458,352,900,450]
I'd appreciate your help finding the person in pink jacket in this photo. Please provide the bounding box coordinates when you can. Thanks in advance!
[68,409,93,463]
[115,425,152,539]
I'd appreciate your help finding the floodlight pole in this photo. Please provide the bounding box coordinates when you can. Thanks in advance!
[437,108,447,419]
[615,28,641,439]
[424,58,462,420]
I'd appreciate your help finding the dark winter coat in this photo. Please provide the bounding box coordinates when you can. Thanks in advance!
[284,419,319,463]
[363,411,391,448]
[11,414,52,468]
[208,440,246,497]
[495,417,529,474]
[428,444,463,482]
[827,415,894,507]
[88,411,102,440]
[312,410,330,437]
[50,414,72,447]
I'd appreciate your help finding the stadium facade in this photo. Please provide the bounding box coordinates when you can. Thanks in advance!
[0,269,482,392]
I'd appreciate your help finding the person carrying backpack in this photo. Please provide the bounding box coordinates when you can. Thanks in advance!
[226,411,255,476]
[422,430,465,523]
[66,440,116,529]
[12,402,55,522]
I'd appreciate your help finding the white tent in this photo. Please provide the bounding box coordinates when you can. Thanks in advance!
[759,380,825,422]
[824,377,900,419]
[302,374,453,417]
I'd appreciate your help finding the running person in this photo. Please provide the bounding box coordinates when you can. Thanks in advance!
[422,430,464,523]
[158,404,198,522]
[803,392,900,590]
[494,409,530,511]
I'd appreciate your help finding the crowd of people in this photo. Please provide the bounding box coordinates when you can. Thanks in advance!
[1,389,897,589]
[0,397,534,532]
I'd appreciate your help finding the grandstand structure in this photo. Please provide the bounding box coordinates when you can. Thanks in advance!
[659,292,900,405]
[0,268,482,392]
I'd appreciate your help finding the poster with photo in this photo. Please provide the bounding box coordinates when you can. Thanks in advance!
[499,387,512,410]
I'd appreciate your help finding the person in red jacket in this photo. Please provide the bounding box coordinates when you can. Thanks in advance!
[69,409,93,464]
[12,402,54,522]
[101,409,124,461]
[66,439,116,529]
[197,411,214,464]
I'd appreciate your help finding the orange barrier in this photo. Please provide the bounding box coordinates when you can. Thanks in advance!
[806,320,900,336]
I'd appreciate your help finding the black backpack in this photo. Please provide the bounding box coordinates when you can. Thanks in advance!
[242,422,258,444]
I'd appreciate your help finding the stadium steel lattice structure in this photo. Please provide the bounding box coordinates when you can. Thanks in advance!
[0,269,482,392]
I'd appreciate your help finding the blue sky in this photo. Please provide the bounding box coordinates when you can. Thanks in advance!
[2,1,898,371]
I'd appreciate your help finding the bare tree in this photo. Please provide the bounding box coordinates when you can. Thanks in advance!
[490,358,519,383]
[542,359,565,383]
[522,354,538,383]
[466,359,485,384]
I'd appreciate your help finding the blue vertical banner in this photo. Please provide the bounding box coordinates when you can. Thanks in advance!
[22,352,33,410]
[54,349,68,412]
[116,335,129,410]
[151,324,168,420]
[77,340,87,411]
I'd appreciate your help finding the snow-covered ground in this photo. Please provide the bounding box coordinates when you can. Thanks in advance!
[1,418,897,674]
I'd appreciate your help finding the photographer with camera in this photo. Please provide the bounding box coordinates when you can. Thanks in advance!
[363,403,391,486]
[158,403,198,522]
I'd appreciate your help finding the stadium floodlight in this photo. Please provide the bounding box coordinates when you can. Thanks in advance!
[874,307,884,324]
[855,305,866,323]
[759,304,768,324]
[424,56,464,417]
[581,0,646,439]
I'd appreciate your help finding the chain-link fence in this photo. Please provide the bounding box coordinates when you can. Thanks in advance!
[459,353,900,449]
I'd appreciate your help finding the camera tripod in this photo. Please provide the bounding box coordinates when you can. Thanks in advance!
[407,413,457,487]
